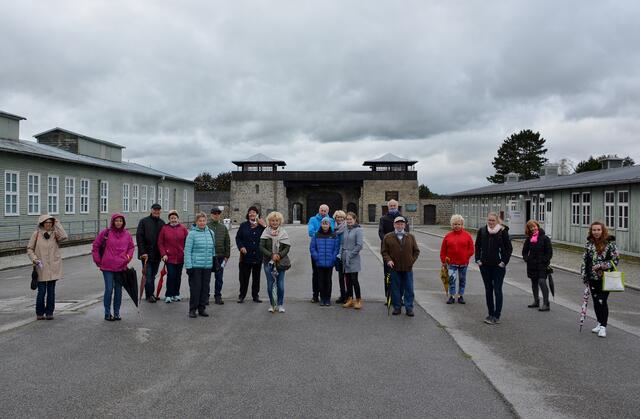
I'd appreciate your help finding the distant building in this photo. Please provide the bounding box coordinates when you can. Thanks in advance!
[229,153,422,225]
[450,162,640,255]
[194,191,230,218]
[0,111,194,246]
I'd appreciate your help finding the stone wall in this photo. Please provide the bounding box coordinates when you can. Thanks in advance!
[419,198,453,225]
[361,179,419,225]
[230,180,287,223]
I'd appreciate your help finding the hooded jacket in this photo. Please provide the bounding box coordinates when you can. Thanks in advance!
[310,226,340,268]
[92,213,135,272]
[308,213,335,237]
[522,228,553,278]
[340,224,363,273]
[27,214,68,281]
[475,224,512,267]
[157,222,189,264]
[440,229,475,266]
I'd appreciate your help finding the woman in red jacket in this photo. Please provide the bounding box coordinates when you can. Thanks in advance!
[158,210,189,303]
[440,214,475,304]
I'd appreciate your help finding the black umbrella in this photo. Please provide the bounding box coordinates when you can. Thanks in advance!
[30,267,38,290]
[546,266,555,300]
[117,268,139,307]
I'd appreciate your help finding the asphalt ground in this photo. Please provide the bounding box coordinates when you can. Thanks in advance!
[0,225,515,419]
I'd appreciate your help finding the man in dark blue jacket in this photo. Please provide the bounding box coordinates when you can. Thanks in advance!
[235,206,266,303]
[137,203,166,302]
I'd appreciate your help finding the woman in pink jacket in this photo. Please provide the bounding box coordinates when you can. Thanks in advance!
[157,210,189,303]
[92,213,135,321]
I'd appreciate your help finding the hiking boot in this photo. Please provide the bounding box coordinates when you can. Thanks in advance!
[189,310,197,318]
[406,309,414,317]
[342,297,354,308]
[457,296,465,304]
[591,323,602,333]
[538,305,550,312]
[104,315,114,321]
[446,296,455,304]
[598,327,607,338]
[527,301,540,308]
[197,309,209,317]
[392,308,401,315]
[214,297,224,305]
[353,299,362,310]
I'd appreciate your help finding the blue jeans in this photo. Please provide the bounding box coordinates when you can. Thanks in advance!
[264,263,285,306]
[480,265,506,319]
[36,280,56,316]
[448,265,468,296]
[214,256,225,297]
[391,270,414,311]
[142,260,160,298]
[102,271,122,317]
[166,263,183,298]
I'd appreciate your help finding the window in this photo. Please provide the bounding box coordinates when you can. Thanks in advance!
[581,192,591,226]
[385,191,399,201]
[368,204,376,223]
[157,186,163,208]
[64,177,75,214]
[571,193,581,225]
[4,170,19,216]
[80,179,90,214]
[255,184,260,194]
[617,191,629,230]
[538,197,545,222]
[150,186,156,207]
[164,187,169,210]
[100,181,109,213]
[28,173,40,215]
[604,191,615,228]
[47,175,59,214]
[131,184,139,212]
[122,183,130,212]
[141,185,148,212]
[183,189,188,212]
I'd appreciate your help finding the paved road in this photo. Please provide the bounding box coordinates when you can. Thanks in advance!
[0,225,515,418]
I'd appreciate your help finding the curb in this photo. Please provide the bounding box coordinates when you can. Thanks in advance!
[412,228,640,292]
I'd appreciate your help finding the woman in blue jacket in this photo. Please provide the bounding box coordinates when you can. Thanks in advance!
[310,217,340,306]
[184,212,215,318]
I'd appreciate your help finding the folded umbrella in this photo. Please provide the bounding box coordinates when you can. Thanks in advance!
[385,272,392,316]
[118,267,139,307]
[548,274,555,300]
[269,262,278,310]
[579,285,590,332]
[440,257,450,295]
[155,263,167,299]
[139,260,147,303]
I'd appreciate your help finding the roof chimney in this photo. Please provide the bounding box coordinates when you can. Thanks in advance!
[600,155,624,170]
[0,111,26,141]
[540,163,560,178]
[504,172,520,183]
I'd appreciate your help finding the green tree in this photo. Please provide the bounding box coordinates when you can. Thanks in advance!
[194,171,216,191]
[487,130,548,183]
[623,156,635,166]
[211,171,232,191]
[419,184,440,198]
[574,156,601,173]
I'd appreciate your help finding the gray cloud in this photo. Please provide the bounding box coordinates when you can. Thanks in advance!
[2,0,640,194]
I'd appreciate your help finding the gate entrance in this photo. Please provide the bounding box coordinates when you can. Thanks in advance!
[423,204,436,224]
[306,192,343,221]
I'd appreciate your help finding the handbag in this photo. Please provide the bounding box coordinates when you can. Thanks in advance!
[602,262,625,292]
[279,254,292,271]
[30,266,38,290]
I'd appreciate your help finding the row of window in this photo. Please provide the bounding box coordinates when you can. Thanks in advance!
[4,171,189,217]
[571,191,628,230]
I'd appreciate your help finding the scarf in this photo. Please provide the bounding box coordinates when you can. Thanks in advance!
[487,224,502,235]
[530,230,539,244]
[388,209,400,218]
[260,226,291,254]
[334,221,347,235]
[395,229,405,242]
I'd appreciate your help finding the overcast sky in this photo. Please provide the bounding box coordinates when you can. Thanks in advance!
[2,1,640,193]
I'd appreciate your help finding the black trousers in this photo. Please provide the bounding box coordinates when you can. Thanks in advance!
[188,268,212,312]
[529,273,550,305]
[317,267,333,302]
[589,280,610,327]
[336,262,347,299]
[346,272,361,299]
[238,262,261,299]
[311,257,319,299]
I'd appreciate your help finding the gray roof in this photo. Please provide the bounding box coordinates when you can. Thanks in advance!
[451,165,640,196]
[33,127,125,149]
[363,153,418,165]
[0,110,26,121]
[0,138,192,183]
[232,153,286,166]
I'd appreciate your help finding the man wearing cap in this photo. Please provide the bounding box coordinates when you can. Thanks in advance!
[378,199,410,299]
[307,204,335,303]
[381,216,420,316]
[137,203,166,302]
[207,207,231,305]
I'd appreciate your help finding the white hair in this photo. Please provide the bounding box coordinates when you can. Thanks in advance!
[450,214,465,226]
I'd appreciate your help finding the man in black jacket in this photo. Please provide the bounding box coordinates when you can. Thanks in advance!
[137,203,166,302]
[378,200,410,299]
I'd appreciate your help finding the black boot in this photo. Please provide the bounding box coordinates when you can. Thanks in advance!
[188,310,197,318]
[198,309,209,317]
[527,301,540,308]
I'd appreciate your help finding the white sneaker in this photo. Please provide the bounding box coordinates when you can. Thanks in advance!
[173,295,181,302]
[165,297,172,303]
[598,327,607,338]
[591,323,602,333]
[278,306,285,313]
[268,306,275,313]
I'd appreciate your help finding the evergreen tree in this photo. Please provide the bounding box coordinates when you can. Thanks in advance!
[194,172,216,191]
[574,156,601,173]
[487,130,548,183]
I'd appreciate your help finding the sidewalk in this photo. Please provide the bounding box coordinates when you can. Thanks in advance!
[413,224,640,290]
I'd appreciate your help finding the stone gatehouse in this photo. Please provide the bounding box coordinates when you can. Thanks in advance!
[229,153,421,225]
